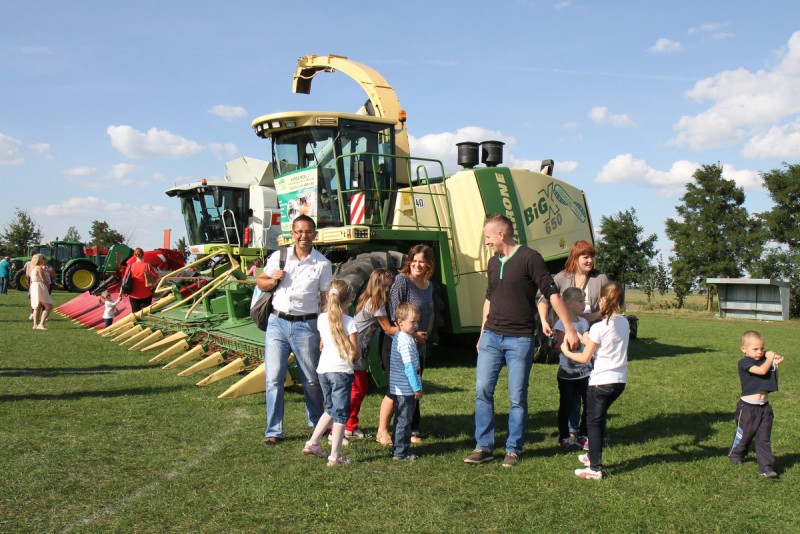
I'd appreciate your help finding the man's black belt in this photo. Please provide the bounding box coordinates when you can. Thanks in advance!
[273,311,317,322]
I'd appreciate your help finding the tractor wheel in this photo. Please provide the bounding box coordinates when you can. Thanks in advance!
[333,251,404,300]
[64,262,100,293]
[13,270,29,292]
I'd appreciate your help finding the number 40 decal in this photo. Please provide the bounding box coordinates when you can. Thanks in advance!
[414,198,424,208]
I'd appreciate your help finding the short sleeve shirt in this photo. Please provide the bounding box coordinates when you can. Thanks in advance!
[267,247,332,315]
[587,315,629,386]
[316,312,357,374]
[738,357,778,396]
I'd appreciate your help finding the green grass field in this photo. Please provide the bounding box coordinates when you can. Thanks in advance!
[1,290,798,533]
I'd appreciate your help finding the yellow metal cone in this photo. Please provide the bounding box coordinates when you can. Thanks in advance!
[162,344,205,370]
[148,339,190,364]
[129,330,164,352]
[140,331,188,353]
[111,324,142,342]
[218,363,266,399]
[120,327,153,347]
[101,318,134,337]
[177,351,224,377]
[196,357,246,387]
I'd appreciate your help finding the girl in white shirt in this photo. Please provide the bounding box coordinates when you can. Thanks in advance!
[561,282,629,480]
[303,279,358,466]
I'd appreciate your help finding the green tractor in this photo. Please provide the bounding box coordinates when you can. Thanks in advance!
[10,241,133,293]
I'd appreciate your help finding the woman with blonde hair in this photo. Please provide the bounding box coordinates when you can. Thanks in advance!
[29,254,54,330]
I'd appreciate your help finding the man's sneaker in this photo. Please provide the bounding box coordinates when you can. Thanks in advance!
[302,441,327,458]
[559,438,581,450]
[729,457,743,466]
[345,428,368,439]
[393,454,420,461]
[502,452,519,468]
[578,453,590,467]
[327,455,352,467]
[328,433,350,446]
[578,436,589,450]
[761,471,779,479]
[464,449,494,464]
[575,467,603,479]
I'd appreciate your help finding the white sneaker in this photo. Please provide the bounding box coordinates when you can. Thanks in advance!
[575,467,602,480]
[345,428,368,439]
[328,434,350,446]
[578,453,590,467]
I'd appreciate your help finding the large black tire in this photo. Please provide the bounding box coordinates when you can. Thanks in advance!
[64,262,100,293]
[334,251,405,300]
[13,270,28,292]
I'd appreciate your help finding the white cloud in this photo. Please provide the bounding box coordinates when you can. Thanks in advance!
[208,104,248,121]
[208,142,239,157]
[741,119,800,159]
[63,166,96,177]
[30,143,53,160]
[562,121,579,130]
[111,163,137,184]
[553,1,570,9]
[588,106,636,127]
[688,22,733,40]
[649,38,682,54]
[107,125,205,158]
[33,196,175,223]
[596,154,761,195]
[0,133,24,165]
[671,31,800,153]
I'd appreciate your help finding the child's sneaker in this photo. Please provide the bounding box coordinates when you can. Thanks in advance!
[327,455,352,467]
[302,441,327,458]
[761,471,779,479]
[575,467,603,480]
[345,428,368,439]
[559,438,581,450]
[392,454,420,461]
[328,433,350,446]
[577,436,589,450]
[578,453,590,467]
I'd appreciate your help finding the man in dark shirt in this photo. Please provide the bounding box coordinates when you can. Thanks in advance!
[465,214,578,468]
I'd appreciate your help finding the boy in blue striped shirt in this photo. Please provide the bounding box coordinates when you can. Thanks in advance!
[389,301,424,461]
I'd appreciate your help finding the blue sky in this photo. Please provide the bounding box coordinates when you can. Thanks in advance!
[2,1,799,259]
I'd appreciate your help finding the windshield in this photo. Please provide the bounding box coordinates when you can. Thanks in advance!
[273,127,336,177]
[178,187,249,246]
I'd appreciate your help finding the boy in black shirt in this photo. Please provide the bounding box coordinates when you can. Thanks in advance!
[729,330,785,478]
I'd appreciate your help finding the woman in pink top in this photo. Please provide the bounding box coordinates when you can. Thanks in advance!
[123,247,158,313]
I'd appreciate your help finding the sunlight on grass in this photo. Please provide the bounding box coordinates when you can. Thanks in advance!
[1,290,798,532]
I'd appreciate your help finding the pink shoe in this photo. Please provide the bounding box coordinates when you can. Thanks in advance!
[578,453,590,467]
[575,467,602,480]
[326,455,352,467]
[303,441,326,458]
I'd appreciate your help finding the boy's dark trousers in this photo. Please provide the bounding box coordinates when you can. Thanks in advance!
[729,400,775,473]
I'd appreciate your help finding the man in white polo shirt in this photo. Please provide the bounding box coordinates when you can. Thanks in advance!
[257,215,332,445]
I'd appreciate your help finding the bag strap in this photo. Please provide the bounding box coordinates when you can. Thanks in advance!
[279,247,287,269]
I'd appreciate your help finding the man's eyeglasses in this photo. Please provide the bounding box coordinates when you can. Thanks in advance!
[292,230,315,236]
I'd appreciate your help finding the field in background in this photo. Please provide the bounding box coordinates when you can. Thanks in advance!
[1,290,798,533]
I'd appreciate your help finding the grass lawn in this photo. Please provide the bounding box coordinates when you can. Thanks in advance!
[1,290,798,533]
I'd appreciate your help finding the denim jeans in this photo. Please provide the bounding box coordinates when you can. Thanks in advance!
[264,314,324,438]
[391,394,416,458]
[557,376,588,440]
[0,276,7,294]
[319,372,354,425]
[474,329,533,454]
[586,382,625,471]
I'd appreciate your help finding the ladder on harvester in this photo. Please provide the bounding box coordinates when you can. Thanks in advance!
[221,209,241,246]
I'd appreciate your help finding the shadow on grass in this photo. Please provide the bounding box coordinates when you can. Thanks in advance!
[0,365,154,377]
[0,385,186,402]
[628,337,715,360]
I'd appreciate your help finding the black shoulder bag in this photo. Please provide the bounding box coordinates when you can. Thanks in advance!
[250,248,287,330]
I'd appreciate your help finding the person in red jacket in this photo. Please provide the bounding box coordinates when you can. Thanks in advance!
[122,247,158,313]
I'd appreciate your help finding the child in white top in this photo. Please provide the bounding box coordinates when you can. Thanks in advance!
[304,279,358,466]
[348,268,396,439]
[98,290,122,328]
[553,287,591,450]
[561,282,629,480]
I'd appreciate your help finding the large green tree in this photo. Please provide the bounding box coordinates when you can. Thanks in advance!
[89,220,126,248]
[665,163,764,311]
[1,209,44,257]
[595,207,657,287]
[63,226,82,242]
[750,163,800,317]
[175,236,190,259]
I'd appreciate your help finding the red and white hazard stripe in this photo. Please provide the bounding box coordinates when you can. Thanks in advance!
[350,192,365,224]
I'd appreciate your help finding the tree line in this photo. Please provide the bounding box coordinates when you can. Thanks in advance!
[596,162,800,316]
[0,212,189,259]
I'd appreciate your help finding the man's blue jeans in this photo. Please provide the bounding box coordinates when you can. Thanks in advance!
[474,329,533,454]
[264,314,324,438]
[0,276,7,294]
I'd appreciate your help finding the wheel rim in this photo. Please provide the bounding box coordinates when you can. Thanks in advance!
[72,269,95,290]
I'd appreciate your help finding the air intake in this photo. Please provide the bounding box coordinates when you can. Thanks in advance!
[456,142,480,169]
[481,140,504,167]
